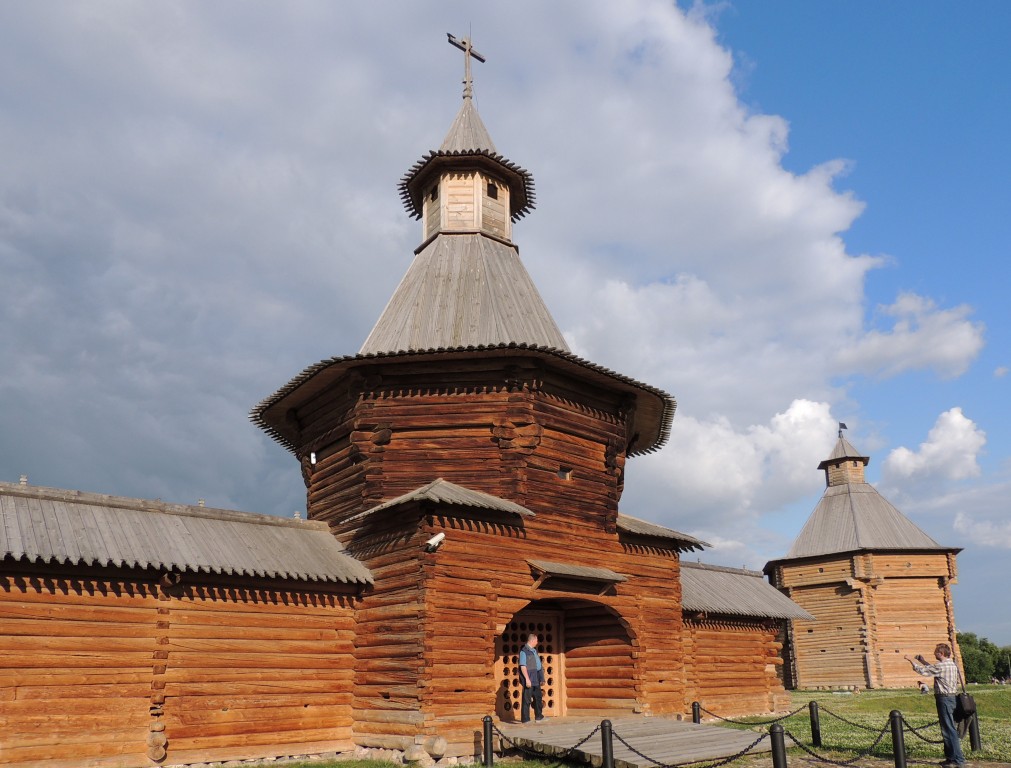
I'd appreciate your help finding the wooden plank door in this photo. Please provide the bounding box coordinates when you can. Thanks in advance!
[494,610,564,721]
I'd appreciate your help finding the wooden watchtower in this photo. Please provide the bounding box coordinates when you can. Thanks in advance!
[764,432,961,690]
[252,37,706,753]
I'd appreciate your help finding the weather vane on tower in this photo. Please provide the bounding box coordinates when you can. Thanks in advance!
[447,32,485,100]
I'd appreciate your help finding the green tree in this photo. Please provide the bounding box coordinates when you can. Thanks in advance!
[958,631,1001,683]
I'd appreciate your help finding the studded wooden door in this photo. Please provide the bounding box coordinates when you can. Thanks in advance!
[494,611,564,721]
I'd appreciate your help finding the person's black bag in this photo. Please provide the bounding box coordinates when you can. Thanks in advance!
[953,662,976,736]
[955,692,976,721]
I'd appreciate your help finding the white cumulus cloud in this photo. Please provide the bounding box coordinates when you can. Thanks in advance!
[883,408,986,483]
[835,293,984,379]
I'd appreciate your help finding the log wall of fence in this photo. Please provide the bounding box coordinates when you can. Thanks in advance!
[0,568,359,768]
[682,616,791,716]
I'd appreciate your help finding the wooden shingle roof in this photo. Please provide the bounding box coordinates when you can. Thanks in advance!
[399,97,535,221]
[347,478,534,523]
[680,562,813,620]
[0,482,373,586]
[779,483,951,559]
[818,436,869,470]
[616,513,708,552]
[360,233,569,355]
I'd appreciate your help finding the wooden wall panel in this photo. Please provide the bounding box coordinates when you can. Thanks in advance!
[561,604,636,715]
[788,582,868,688]
[682,618,790,716]
[0,575,158,768]
[160,585,356,762]
[870,577,954,687]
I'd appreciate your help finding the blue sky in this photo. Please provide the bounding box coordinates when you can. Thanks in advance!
[1,2,1008,643]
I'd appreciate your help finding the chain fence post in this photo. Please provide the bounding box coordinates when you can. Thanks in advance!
[969,711,981,751]
[482,715,494,767]
[601,719,614,768]
[889,710,906,768]
[770,723,787,768]
[692,701,701,724]
[808,700,821,748]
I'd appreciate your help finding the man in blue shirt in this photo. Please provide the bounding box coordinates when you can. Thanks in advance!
[518,633,545,723]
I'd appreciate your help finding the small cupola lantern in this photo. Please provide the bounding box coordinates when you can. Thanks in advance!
[817,422,870,487]
[398,34,535,246]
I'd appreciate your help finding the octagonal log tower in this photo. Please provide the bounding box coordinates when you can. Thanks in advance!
[251,43,707,754]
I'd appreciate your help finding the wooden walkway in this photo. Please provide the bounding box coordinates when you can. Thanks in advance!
[496,716,770,768]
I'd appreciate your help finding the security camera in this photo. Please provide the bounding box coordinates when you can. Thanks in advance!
[424,532,446,552]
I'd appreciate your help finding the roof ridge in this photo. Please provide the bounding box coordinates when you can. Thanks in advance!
[681,560,763,577]
[0,482,325,531]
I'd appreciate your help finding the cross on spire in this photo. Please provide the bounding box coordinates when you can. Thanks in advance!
[447,32,485,100]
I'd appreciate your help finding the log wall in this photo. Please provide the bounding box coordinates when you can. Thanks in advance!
[771,552,960,690]
[0,569,359,768]
[785,581,867,688]
[682,617,790,716]
[160,584,357,765]
[0,573,158,768]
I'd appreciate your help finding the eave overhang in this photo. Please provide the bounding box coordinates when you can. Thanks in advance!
[763,546,963,576]
[250,343,675,458]
[399,149,535,221]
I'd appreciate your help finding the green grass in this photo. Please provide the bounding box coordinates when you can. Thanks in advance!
[247,687,1011,768]
[721,686,1011,763]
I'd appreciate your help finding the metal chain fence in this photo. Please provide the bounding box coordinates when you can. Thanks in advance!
[782,720,892,766]
[699,705,807,726]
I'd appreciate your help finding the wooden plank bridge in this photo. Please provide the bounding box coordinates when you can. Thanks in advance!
[496,716,771,768]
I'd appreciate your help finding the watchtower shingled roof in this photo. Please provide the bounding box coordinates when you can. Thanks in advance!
[773,436,955,561]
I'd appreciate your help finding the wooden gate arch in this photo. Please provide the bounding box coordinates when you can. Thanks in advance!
[493,599,638,721]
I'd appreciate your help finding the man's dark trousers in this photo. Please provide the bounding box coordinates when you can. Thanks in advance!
[521,682,543,722]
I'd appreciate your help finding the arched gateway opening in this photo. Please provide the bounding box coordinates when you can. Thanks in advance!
[494,600,637,721]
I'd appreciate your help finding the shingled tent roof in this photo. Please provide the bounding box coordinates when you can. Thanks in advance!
[680,562,813,620]
[398,95,535,221]
[780,483,950,559]
[253,55,676,459]
[818,435,869,469]
[359,233,569,355]
[0,482,373,586]
[770,436,957,562]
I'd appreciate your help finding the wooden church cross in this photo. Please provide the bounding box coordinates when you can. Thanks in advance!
[447,32,486,99]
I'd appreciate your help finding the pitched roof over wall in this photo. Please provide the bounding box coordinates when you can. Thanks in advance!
[616,513,708,552]
[0,482,373,586]
[347,478,534,523]
[680,562,813,620]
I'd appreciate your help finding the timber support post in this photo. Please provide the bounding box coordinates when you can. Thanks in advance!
[692,701,701,724]
[483,715,494,767]
[889,710,906,768]
[969,712,981,751]
[601,719,615,768]
[770,723,787,768]
[808,700,822,747]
